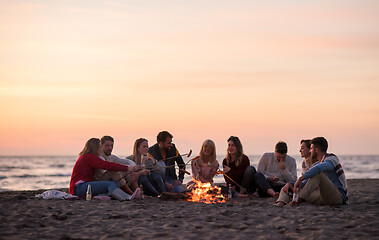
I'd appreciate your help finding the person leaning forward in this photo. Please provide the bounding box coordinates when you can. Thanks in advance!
[255,141,297,198]
[94,136,149,198]
[276,139,317,206]
[147,131,186,192]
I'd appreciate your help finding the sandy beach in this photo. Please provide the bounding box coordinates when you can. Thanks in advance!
[0,179,378,240]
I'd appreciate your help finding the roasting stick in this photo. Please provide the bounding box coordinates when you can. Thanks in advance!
[185,155,199,165]
[180,169,191,175]
[114,150,194,182]
[152,162,192,169]
[157,150,193,162]
[146,153,198,171]
[112,164,192,183]
[216,169,247,192]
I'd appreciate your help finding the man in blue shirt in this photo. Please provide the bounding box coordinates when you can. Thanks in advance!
[293,137,348,206]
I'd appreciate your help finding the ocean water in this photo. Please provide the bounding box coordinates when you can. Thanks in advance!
[0,155,378,191]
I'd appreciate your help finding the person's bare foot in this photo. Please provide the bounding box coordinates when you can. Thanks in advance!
[251,192,260,198]
[164,182,174,191]
[267,189,279,198]
[237,193,248,198]
[275,201,285,207]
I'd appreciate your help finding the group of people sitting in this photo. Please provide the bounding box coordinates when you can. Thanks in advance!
[69,131,348,206]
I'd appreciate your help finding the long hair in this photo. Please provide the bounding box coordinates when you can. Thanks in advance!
[199,139,217,164]
[226,136,244,167]
[132,138,148,165]
[301,139,313,169]
[79,138,100,156]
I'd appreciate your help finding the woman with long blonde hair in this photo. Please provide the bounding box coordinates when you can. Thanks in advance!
[70,138,142,201]
[188,139,219,187]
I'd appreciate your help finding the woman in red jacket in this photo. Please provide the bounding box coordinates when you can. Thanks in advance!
[69,138,143,200]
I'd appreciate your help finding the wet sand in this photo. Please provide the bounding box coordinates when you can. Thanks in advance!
[0,179,378,240]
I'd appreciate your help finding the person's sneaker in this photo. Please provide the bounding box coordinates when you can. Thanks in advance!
[129,188,141,200]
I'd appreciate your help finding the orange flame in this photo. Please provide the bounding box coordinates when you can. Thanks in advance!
[187,180,226,204]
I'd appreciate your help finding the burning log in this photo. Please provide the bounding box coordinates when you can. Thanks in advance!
[187,180,226,204]
[158,192,190,200]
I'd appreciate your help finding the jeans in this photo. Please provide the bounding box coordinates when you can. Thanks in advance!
[74,181,118,197]
[138,175,160,197]
[148,171,166,194]
[255,172,284,197]
[164,177,183,192]
[241,166,257,193]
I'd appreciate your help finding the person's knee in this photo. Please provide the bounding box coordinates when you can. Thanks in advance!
[254,172,265,181]
[109,181,118,188]
[151,174,161,181]
[309,172,324,183]
[108,181,118,193]
[245,166,256,175]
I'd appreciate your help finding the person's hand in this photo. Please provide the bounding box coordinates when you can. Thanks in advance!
[173,180,182,186]
[282,183,292,194]
[223,165,231,173]
[165,182,174,191]
[293,176,304,193]
[129,165,142,172]
[267,176,279,183]
[143,156,156,164]
[209,168,217,176]
[278,160,286,170]
[141,169,150,175]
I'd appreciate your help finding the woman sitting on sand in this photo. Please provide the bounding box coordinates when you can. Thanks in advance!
[126,138,166,196]
[222,136,257,197]
[187,139,219,189]
[69,138,142,201]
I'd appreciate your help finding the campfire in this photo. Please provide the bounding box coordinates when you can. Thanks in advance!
[187,180,226,204]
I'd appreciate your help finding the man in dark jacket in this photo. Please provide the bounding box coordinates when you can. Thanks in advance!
[148,131,185,192]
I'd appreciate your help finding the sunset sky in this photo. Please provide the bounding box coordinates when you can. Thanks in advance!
[0,0,378,156]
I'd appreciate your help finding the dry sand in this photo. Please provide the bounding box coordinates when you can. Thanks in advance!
[0,179,378,240]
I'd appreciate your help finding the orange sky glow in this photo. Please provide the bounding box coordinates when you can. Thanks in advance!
[0,0,378,156]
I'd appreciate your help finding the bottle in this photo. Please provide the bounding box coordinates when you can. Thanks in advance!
[292,192,298,203]
[86,184,92,201]
[228,185,233,199]
[139,184,144,199]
